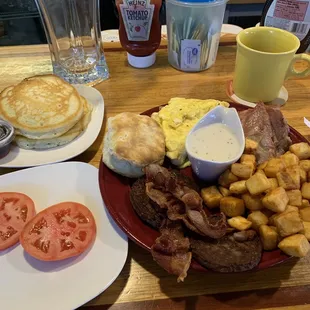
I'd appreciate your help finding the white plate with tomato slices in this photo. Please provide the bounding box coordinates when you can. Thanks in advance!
[0,162,128,310]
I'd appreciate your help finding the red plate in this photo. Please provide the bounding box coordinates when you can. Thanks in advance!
[99,103,309,272]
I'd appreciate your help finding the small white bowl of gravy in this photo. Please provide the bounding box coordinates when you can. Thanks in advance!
[186,105,245,181]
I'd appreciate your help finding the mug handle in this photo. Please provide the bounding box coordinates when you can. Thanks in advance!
[286,53,310,79]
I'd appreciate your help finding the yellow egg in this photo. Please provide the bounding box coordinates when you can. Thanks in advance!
[151,98,229,167]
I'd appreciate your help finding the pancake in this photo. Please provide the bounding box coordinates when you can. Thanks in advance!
[0,75,84,140]
[14,97,92,150]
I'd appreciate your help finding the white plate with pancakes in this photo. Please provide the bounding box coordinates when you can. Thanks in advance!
[0,76,104,168]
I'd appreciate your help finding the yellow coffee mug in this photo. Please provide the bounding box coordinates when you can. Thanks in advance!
[233,27,310,103]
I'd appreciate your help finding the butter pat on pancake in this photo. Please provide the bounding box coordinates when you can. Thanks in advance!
[103,112,165,178]
[151,98,229,167]
[14,96,92,150]
[0,74,84,140]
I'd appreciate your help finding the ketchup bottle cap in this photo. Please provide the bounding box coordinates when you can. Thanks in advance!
[127,53,156,68]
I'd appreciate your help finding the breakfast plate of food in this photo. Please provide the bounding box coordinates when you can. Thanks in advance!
[0,75,104,168]
[0,161,128,310]
[99,98,310,282]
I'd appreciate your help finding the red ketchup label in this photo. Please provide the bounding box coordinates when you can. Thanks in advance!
[120,0,155,41]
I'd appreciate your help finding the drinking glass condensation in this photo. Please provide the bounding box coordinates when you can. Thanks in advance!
[35,0,109,86]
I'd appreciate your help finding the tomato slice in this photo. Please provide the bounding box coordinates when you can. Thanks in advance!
[20,202,97,261]
[0,192,36,250]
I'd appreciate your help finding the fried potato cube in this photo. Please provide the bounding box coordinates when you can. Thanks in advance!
[264,158,286,178]
[300,160,310,172]
[218,170,238,188]
[242,193,264,211]
[240,154,256,170]
[278,234,310,257]
[258,161,268,170]
[245,138,258,154]
[286,205,299,213]
[301,182,310,200]
[231,163,254,179]
[268,178,279,191]
[274,211,304,237]
[219,186,231,197]
[246,172,271,195]
[247,211,269,230]
[300,207,310,222]
[220,197,245,217]
[262,187,289,213]
[276,166,300,190]
[259,224,278,250]
[300,168,307,184]
[302,199,310,209]
[269,214,277,226]
[290,143,310,160]
[229,180,248,195]
[286,190,302,207]
[281,152,299,167]
[227,216,252,231]
[201,186,222,209]
[301,222,310,240]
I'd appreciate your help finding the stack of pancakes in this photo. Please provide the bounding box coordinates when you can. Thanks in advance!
[0,75,92,149]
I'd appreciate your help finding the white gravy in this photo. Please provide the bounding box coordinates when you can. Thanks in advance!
[187,123,240,162]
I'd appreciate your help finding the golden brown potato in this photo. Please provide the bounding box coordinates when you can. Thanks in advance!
[246,172,271,195]
[240,154,256,171]
[286,190,302,207]
[286,205,299,213]
[229,180,248,195]
[257,161,268,171]
[269,214,277,226]
[245,138,258,154]
[281,152,299,167]
[231,163,254,179]
[220,197,245,217]
[242,193,264,211]
[259,224,279,250]
[227,216,252,231]
[278,234,310,257]
[302,199,310,209]
[301,182,310,200]
[289,143,310,160]
[268,178,279,191]
[274,211,304,237]
[300,207,310,222]
[261,208,274,218]
[262,187,289,213]
[300,160,310,172]
[300,168,307,184]
[218,170,238,188]
[247,211,269,230]
[201,186,222,209]
[264,158,286,178]
[276,166,300,190]
[301,221,310,240]
[219,186,231,197]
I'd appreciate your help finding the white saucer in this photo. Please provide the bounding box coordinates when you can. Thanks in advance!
[226,80,289,107]
[0,162,128,310]
[0,85,104,168]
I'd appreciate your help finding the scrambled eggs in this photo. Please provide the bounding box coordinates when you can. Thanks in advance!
[151,98,229,168]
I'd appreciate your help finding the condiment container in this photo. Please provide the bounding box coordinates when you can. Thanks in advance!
[185,106,244,181]
[116,0,162,68]
[0,120,14,159]
[260,0,310,53]
[166,0,227,72]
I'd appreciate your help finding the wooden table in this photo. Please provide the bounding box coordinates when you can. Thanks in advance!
[1,43,310,310]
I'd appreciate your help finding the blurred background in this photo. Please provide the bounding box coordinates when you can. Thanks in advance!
[0,0,264,46]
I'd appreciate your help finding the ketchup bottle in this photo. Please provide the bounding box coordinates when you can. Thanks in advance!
[116,0,162,68]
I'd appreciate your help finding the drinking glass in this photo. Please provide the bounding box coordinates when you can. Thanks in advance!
[35,0,109,86]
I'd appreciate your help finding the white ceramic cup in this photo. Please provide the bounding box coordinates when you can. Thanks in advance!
[186,106,245,181]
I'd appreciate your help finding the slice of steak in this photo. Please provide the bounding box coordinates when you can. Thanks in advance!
[130,178,166,229]
[151,219,192,282]
[191,230,262,273]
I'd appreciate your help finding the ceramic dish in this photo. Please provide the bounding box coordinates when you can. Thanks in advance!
[99,103,309,272]
[0,162,128,310]
[0,85,104,168]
